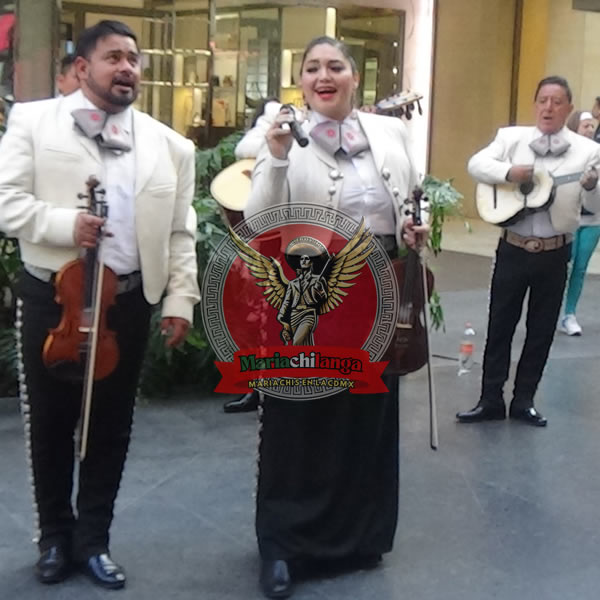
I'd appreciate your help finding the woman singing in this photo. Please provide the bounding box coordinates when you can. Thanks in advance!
[245,36,428,599]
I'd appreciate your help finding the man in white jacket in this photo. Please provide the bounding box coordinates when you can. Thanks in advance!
[457,76,600,427]
[0,20,198,588]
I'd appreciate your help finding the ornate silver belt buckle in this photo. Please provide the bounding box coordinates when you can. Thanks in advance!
[523,237,543,253]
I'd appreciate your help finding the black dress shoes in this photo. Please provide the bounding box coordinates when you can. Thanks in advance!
[260,559,293,599]
[35,545,71,584]
[223,391,259,413]
[509,406,547,427]
[456,403,505,423]
[82,553,126,589]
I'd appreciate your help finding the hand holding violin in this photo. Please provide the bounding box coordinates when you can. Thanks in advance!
[74,212,107,248]
[402,217,430,250]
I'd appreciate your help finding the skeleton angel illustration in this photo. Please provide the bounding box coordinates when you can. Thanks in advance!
[229,220,374,345]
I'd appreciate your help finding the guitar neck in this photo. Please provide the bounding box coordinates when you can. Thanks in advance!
[553,171,583,187]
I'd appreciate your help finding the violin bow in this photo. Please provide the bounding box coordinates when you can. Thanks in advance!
[78,176,108,462]
[79,256,106,461]
[412,187,439,450]
[420,252,438,450]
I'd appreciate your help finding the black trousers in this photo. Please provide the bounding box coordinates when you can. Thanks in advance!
[480,239,570,408]
[17,270,151,560]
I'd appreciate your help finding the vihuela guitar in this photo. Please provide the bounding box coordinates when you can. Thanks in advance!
[476,166,584,226]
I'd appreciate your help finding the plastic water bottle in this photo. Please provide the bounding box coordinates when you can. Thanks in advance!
[458,323,475,376]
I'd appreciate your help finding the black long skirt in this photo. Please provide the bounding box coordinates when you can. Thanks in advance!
[255,374,399,561]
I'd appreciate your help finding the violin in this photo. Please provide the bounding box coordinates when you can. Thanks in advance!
[384,186,434,375]
[42,177,119,460]
[42,176,119,382]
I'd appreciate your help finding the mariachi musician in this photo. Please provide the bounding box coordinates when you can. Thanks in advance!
[457,76,600,427]
[0,21,198,589]
[244,35,429,599]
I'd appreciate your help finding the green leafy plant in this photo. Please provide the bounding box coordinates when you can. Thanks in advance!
[420,174,467,331]
[0,233,19,396]
[421,174,467,256]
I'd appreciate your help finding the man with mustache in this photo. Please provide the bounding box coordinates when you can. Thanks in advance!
[0,20,198,589]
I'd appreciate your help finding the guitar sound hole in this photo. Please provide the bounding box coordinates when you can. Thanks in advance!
[519,181,534,195]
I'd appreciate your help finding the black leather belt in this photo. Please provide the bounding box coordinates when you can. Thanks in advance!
[116,271,142,294]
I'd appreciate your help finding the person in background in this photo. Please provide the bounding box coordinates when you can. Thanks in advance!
[456,77,600,427]
[55,53,79,96]
[234,97,291,159]
[0,20,199,589]
[567,110,596,140]
[559,110,600,335]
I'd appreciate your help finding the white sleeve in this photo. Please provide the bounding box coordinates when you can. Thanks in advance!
[0,103,79,246]
[467,129,514,184]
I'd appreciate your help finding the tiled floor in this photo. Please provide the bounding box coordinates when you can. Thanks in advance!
[2,250,600,599]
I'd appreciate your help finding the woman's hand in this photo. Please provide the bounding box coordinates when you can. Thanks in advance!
[266,108,296,160]
[402,217,430,250]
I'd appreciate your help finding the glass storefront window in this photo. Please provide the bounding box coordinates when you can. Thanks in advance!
[238,8,279,126]
[337,8,404,107]
[56,0,405,147]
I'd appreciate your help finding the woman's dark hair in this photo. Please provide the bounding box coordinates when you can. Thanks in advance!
[75,20,137,60]
[300,36,358,75]
[534,75,572,103]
